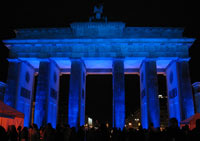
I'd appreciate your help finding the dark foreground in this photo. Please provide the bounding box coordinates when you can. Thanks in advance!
[1,118,200,141]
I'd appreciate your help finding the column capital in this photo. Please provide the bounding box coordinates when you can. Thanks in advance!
[139,58,157,71]
[113,57,125,61]
[69,57,86,62]
[7,58,21,62]
[49,59,60,70]
[192,82,200,93]
[70,59,86,70]
[143,58,157,62]
[70,58,85,64]
[112,58,124,65]
[177,58,191,62]
[19,60,35,70]
[165,58,190,70]
[192,82,200,88]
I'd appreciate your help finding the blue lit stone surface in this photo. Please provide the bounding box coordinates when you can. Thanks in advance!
[166,61,181,123]
[68,60,86,128]
[112,59,125,129]
[140,60,160,129]
[2,24,196,128]
[0,82,7,101]
[70,22,125,37]
[3,25,195,59]
[4,38,193,59]
[4,26,188,39]
[166,60,194,123]
[34,61,60,128]
[178,61,194,120]
[4,62,20,108]
[47,61,60,128]
[17,62,35,127]
[34,61,49,127]
[4,61,35,127]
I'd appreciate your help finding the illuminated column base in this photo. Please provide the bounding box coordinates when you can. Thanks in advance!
[68,59,86,129]
[4,60,35,127]
[140,59,160,129]
[166,60,194,123]
[34,60,60,128]
[192,82,200,113]
[112,59,125,129]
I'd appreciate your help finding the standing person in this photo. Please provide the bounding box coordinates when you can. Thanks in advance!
[148,123,160,141]
[43,123,55,141]
[39,126,45,141]
[17,126,22,141]
[191,119,200,141]
[55,124,64,141]
[7,125,18,141]
[20,127,29,141]
[30,124,40,141]
[28,125,33,140]
[0,126,8,141]
[77,126,85,141]
[181,125,190,141]
[69,127,77,141]
[163,118,183,141]
[63,124,71,141]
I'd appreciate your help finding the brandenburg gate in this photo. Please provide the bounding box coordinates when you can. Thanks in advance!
[3,22,195,129]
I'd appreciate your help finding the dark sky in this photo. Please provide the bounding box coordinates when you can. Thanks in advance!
[0,0,200,37]
[0,0,199,28]
[0,0,200,124]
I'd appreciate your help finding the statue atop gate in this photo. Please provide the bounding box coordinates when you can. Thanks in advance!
[89,1,107,22]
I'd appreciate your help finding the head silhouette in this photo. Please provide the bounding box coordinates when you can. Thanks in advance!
[169,118,178,128]
[196,119,200,129]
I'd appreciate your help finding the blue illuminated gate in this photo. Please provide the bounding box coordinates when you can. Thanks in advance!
[3,23,195,128]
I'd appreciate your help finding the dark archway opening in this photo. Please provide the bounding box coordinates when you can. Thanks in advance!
[157,74,168,129]
[125,74,140,128]
[57,74,70,125]
[86,75,112,126]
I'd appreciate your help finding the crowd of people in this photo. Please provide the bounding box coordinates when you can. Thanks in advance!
[1,118,200,141]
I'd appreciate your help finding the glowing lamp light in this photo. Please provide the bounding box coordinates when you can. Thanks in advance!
[88,117,93,126]
[106,123,109,128]
[134,118,140,122]
[128,122,132,126]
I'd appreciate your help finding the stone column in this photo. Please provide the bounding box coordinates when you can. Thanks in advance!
[4,60,35,127]
[68,59,86,129]
[166,60,194,123]
[112,59,125,129]
[34,60,60,128]
[140,59,160,129]
[192,82,200,113]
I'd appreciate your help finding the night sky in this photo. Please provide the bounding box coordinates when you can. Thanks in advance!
[1,0,200,124]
